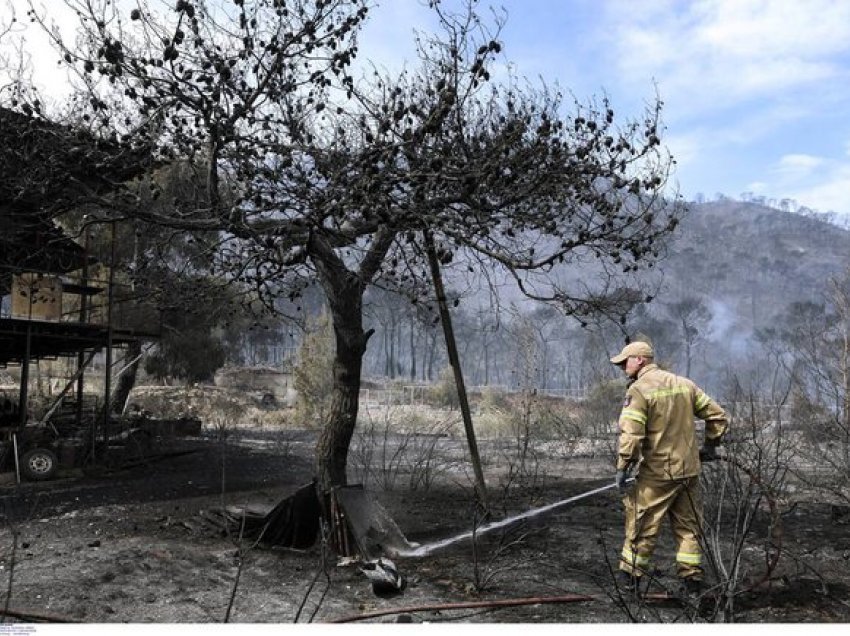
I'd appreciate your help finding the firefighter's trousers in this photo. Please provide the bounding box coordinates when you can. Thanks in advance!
[620,475,703,580]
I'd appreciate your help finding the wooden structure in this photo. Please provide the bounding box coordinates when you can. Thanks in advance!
[0,106,158,439]
[1,226,157,425]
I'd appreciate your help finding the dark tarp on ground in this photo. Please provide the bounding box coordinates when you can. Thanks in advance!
[218,482,417,558]
[223,481,322,549]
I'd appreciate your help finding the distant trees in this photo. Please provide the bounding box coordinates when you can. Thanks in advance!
[364,286,421,381]
[464,306,505,387]
[144,316,227,384]
[14,0,682,490]
[666,296,712,376]
[140,275,251,387]
[787,283,850,485]
[618,297,712,377]
[623,303,680,367]
[754,270,850,505]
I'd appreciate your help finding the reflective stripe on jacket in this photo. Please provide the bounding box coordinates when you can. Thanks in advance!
[617,364,728,480]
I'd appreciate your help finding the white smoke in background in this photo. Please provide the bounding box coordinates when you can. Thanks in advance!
[707,299,751,356]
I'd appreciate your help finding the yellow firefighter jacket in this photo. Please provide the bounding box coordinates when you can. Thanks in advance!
[617,363,728,481]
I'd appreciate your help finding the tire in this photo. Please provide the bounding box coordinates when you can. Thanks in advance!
[21,448,59,481]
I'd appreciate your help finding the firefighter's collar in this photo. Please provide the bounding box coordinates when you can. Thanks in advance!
[636,363,659,379]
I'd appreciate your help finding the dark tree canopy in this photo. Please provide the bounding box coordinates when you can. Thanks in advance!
[0,106,153,214]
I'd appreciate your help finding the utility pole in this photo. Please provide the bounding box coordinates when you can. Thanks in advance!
[424,231,488,508]
[102,219,116,455]
[77,217,90,428]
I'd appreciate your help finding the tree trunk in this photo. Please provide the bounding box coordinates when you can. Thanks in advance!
[314,300,371,491]
[426,330,437,381]
[383,327,390,377]
[409,321,417,381]
[388,313,397,379]
[110,339,143,414]
[312,245,375,493]
[311,227,395,494]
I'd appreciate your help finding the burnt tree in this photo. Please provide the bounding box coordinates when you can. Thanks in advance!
[23,0,683,492]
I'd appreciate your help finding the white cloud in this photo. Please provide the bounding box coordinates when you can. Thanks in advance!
[760,149,850,215]
[697,0,850,59]
[603,0,850,114]
[663,130,701,169]
[663,101,808,171]
[786,164,850,215]
[776,154,826,180]
[593,0,850,213]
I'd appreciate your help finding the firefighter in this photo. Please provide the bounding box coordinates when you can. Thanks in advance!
[610,340,728,598]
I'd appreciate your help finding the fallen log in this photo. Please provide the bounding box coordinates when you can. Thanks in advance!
[327,593,596,623]
[0,606,82,623]
[328,590,694,622]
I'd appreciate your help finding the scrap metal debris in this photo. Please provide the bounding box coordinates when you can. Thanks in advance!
[358,557,406,597]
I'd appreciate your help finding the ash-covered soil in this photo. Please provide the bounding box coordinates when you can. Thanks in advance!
[1,427,850,624]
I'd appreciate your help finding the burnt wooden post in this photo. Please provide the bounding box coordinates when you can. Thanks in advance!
[102,220,116,451]
[424,231,488,507]
[76,219,90,428]
[18,322,31,429]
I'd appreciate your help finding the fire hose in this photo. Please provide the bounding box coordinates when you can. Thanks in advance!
[392,478,636,558]
[353,456,781,623]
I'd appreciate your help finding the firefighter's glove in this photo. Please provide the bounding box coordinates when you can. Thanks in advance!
[699,444,718,462]
[615,469,632,493]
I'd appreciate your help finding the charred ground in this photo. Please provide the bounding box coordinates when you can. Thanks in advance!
[1,424,849,624]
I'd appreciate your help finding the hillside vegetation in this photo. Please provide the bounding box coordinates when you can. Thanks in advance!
[664,200,850,329]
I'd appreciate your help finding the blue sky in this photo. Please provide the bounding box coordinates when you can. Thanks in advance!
[8,0,850,217]
[356,0,850,217]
